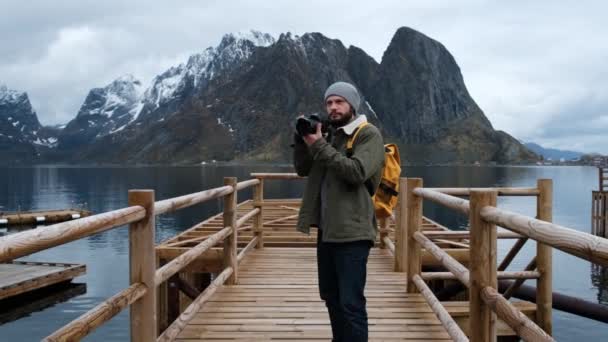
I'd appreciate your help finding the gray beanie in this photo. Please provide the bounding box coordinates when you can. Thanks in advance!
[324,81,360,113]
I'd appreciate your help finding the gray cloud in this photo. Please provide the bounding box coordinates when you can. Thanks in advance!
[1,0,606,153]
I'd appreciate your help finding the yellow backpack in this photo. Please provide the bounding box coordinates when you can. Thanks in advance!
[347,122,402,219]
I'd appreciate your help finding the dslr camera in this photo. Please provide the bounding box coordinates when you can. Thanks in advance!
[296,113,328,137]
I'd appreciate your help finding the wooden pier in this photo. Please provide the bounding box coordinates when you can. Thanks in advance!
[592,167,608,237]
[1,173,608,341]
[0,261,85,301]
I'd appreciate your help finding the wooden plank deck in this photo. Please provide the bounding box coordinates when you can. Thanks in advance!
[157,199,537,340]
[176,247,452,341]
[0,261,86,300]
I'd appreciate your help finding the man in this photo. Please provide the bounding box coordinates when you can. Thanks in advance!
[293,81,385,341]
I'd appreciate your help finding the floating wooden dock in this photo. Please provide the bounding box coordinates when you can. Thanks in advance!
[0,261,86,301]
[0,209,91,226]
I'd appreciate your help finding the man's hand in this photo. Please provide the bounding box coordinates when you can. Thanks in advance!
[303,123,322,146]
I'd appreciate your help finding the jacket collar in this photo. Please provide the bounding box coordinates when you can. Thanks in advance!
[337,115,368,135]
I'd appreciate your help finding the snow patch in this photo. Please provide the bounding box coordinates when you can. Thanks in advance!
[365,101,378,119]
[32,137,58,148]
[128,101,145,124]
[110,124,127,134]
[0,85,26,104]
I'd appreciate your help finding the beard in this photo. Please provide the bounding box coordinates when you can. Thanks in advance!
[329,109,355,128]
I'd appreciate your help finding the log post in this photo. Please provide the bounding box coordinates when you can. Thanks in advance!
[167,274,180,324]
[253,178,264,249]
[394,177,408,271]
[469,190,497,342]
[128,190,157,341]
[156,257,168,335]
[537,179,553,335]
[406,178,422,293]
[223,177,238,285]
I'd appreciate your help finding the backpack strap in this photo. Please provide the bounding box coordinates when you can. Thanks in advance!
[346,122,369,157]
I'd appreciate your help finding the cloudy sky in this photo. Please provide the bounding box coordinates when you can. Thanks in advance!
[1,0,606,153]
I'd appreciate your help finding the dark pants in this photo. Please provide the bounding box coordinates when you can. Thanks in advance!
[317,230,372,342]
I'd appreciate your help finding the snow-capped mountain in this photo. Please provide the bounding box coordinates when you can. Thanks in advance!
[134,30,275,123]
[58,75,143,149]
[1,28,537,165]
[0,85,57,149]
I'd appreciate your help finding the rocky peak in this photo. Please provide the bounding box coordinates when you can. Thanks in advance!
[368,26,491,144]
[0,86,42,136]
[75,74,142,119]
[0,85,57,155]
[0,85,29,106]
[58,75,143,149]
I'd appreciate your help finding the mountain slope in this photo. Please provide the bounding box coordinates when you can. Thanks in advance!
[525,142,583,160]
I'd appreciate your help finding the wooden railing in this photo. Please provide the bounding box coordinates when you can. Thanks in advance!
[0,176,266,341]
[382,177,608,342]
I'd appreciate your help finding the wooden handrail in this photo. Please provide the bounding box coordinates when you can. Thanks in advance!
[423,230,523,239]
[414,231,470,286]
[413,188,470,216]
[421,271,539,281]
[154,227,232,285]
[425,187,539,196]
[503,257,537,299]
[154,185,233,215]
[0,206,145,263]
[481,286,555,341]
[382,236,395,254]
[412,275,469,342]
[237,236,259,263]
[481,206,608,266]
[236,208,260,229]
[235,178,260,191]
[498,237,528,270]
[15,176,272,340]
[157,266,234,342]
[250,172,304,180]
[44,283,147,341]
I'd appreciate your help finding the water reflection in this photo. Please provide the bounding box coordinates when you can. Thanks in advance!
[591,265,608,305]
[0,283,86,325]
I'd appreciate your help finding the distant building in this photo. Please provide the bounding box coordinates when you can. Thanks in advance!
[592,156,608,167]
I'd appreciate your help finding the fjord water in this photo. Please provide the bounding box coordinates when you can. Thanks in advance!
[0,165,606,341]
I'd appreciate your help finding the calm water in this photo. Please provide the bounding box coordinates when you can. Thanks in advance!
[0,165,606,341]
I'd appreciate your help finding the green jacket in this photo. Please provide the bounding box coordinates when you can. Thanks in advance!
[293,116,385,243]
